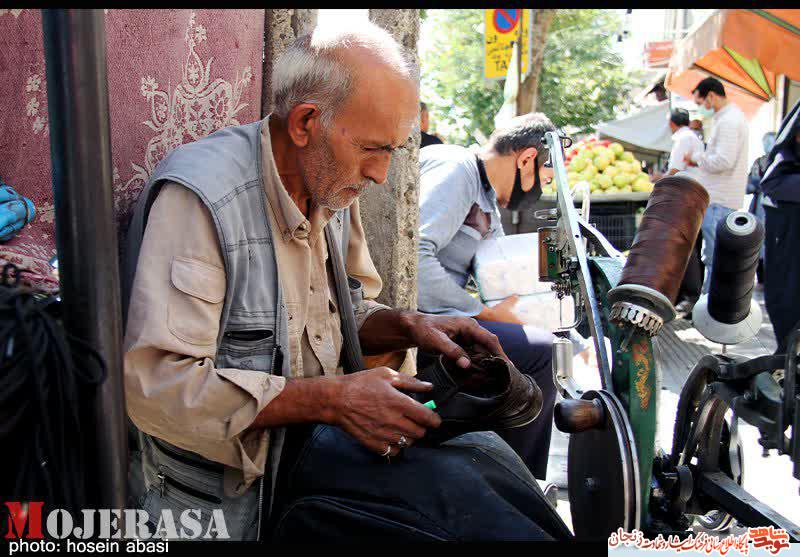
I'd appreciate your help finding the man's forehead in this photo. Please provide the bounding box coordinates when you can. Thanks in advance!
[338,71,418,145]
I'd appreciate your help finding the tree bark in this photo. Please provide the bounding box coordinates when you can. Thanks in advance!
[517,9,556,115]
[262,9,319,117]
[363,9,421,310]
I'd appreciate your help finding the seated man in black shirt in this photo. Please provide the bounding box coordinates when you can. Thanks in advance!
[420,101,444,148]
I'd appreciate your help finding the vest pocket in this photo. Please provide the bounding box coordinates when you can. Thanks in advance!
[157,470,223,505]
[141,473,223,541]
[219,327,274,354]
[224,329,273,342]
[167,256,225,345]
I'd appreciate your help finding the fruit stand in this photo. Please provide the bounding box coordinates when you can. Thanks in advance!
[536,137,654,252]
[544,136,655,196]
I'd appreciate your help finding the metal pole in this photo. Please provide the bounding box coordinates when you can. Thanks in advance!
[42,9,127,509]
[512,12,524,233]
[515,11,523,117]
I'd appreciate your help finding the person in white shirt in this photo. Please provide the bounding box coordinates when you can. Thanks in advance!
[667,108,704,176]
[667,108,706,314]
[684,77,750,294]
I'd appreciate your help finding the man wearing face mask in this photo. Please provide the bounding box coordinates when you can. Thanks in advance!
[415,113,557,479]
[684,77,750,294]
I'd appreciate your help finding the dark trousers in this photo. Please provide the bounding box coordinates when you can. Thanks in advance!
[473,320,556,481]
[764,203,800,353]
[678,229,704,305]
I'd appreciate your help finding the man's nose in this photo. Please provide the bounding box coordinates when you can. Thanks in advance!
[362,155,392,185]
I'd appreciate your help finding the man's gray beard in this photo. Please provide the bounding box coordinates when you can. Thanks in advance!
[303,137,374,211]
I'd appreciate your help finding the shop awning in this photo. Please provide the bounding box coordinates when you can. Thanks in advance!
[665,9,800,118]
[594,102,673,154]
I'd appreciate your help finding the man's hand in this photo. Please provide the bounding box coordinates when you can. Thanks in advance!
[331,367,441,456]
[358,309,506,369]
[476,294,522,325]
[249,368,440,457]
[403,312,507,368]
[683,153,698,167]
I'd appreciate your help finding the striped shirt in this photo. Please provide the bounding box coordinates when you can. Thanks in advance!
[694,102,750,210]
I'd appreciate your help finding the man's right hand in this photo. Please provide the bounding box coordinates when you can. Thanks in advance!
[330,367,442,457]
[476,294,522,325]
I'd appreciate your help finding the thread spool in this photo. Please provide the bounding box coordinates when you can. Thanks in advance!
[608,176,709,336]
[692,211,764,345]
[708,212,764,323]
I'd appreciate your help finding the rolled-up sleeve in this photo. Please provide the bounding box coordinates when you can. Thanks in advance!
[124,182,285,484]
[417,161,485,317]
[345,197,392,329]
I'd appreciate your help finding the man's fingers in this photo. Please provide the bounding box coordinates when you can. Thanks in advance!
[378,416,426,440]
[390,373,434,393]
[462,320,507,359]
[345,421,401,456]
[375,430,419,447]
[401,398,442,429]
[428,329,472,368]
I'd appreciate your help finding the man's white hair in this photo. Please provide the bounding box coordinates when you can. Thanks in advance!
[271,21,417,127]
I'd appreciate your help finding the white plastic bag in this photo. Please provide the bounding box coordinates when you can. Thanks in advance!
[474,233,552,302]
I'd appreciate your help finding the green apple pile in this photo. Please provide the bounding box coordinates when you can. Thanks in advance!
[541,137,655,196]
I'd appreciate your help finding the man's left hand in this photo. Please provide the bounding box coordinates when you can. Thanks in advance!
[403,313,507,368]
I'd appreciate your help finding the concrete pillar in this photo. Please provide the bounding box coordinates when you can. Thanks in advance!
[261,9,318,117]
[363,9,420,310]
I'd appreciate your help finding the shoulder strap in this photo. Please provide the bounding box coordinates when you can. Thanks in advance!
[341,206,351,263]
[325,210,365,373]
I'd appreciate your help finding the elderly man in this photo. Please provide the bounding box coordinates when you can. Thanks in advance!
[416,113,558,480]
[122,23,506,541]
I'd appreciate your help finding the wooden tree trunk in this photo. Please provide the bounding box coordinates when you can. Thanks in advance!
[363,9,421,311]
[261,9,319,117]
[517,9,556,115]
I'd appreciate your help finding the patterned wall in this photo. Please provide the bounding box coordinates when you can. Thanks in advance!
[0,9,265,292]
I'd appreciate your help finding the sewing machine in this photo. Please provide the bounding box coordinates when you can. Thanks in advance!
[539,130,800,541]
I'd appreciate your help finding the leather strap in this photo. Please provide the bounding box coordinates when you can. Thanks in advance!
[325,214,366,374]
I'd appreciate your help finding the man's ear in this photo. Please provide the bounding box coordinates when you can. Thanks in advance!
[286,103,322,148]
[517,146,538,170]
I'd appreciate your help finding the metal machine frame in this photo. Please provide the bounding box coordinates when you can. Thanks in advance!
[541,131,800,541]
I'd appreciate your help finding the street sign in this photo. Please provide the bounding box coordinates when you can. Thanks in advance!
[485,9,530,80]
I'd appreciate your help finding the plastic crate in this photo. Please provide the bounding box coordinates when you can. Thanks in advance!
[589,213,638,251]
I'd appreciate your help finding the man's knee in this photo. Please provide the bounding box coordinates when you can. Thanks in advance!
[507,332,553,378]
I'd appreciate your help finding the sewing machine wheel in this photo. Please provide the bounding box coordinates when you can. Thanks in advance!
[693,416,745,532]
[568,390,641,540]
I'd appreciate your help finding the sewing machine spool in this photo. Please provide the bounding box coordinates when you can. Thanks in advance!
[692,211,764,345]
[608,176,709,337]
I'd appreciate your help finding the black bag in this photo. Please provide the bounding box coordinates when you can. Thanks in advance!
[271,424,573,542]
